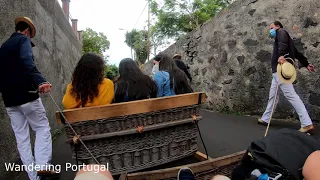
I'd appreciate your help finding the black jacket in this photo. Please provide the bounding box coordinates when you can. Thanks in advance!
[0,33,46,107]
[271,29,309,73]
[174,59,192,82]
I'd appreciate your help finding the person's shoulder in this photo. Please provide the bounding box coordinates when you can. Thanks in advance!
[103,78,113,83]
[102,78,114,86]
[155,71,169,76]
[16,35,31,47]
[278,28,289,35]
[64,83,73,93]
[157,71,170,80]
[2,33,26,46]
[154,71,165,80]
[13,33,29,41]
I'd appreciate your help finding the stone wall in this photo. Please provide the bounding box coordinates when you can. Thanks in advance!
[144,0,320,120]
[0,0,81,179]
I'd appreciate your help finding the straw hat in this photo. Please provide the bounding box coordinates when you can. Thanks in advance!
[276,59,296,84]
[173,54,182,59]
[15,16,36,38]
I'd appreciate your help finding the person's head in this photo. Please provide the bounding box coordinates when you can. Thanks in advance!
[270,21,283,30]
[71,53,105,105]
[15,17,36,38]
[115,58,157,101]
[119,58,144,78]
[269,21,283,38]
[153,53,192,94]
[303,151,320,180]
[172,54,182,60]
[153,59,159,65]
[211,175,230,180]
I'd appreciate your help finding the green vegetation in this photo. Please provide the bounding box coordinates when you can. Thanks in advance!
[82,28,110,60]
[150,0,233,39]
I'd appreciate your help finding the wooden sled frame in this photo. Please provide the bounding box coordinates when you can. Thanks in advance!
[56,92,207,123]
[55,92,209,175]
[120,151,246,180]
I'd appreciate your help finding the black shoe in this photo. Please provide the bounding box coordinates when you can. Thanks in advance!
[177,167,195,180]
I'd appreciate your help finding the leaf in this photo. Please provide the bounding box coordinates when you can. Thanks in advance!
[150,0,232,39]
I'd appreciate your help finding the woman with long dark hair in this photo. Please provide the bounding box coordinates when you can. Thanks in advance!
[153,53,192,97]
[114,58,157,103]
[62,53,114,109]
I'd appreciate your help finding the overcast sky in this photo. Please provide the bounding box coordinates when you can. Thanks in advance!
[58,0,164,66]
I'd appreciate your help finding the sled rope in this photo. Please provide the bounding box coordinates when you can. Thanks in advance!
[264,82,279,137]
[48,92,100,164]
[195,94,209,160]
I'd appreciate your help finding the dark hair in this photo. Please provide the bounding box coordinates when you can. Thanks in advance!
[273,21,283,28]
[70,53,105,105]
[15,21,32,35]
[114,58,157,103]
[153,53,193,94]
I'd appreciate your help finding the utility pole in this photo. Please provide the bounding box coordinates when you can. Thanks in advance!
[147,0,150,62]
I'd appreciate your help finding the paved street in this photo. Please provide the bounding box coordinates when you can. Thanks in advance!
[15,110,320,180]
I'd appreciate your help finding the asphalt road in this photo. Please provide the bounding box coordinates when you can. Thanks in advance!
[15,110,319,180]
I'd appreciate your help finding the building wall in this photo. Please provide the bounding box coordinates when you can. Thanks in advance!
[0,0,81,179]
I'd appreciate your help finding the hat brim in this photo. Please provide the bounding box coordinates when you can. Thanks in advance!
[277,64,296,84]
[172,54,182,59]
[15,17,36,38]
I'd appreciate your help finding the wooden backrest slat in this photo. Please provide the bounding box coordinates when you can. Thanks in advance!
[56,92,206,123]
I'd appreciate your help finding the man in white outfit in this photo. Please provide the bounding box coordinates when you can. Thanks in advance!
[258,21,315,133]
[0,17,54,180]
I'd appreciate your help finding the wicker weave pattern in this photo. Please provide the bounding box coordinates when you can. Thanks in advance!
[74,124,197,174]
[65,105,200,175]
[64,105,200,137]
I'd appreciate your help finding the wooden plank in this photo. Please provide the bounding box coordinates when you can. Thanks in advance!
[56,92,206,123]
[66,116,202,143]
[193,151,211,161]
[126,151,246,180]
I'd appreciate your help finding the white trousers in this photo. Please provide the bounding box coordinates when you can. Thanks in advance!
[6,98,52,180]
[261,73,313,127]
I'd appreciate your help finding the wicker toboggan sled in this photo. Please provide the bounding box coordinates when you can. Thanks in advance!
[56,92,207,175]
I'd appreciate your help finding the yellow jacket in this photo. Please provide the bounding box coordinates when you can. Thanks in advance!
[62,78,114,109]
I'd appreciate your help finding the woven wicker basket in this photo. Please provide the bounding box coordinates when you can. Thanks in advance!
[64,105,201,175]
